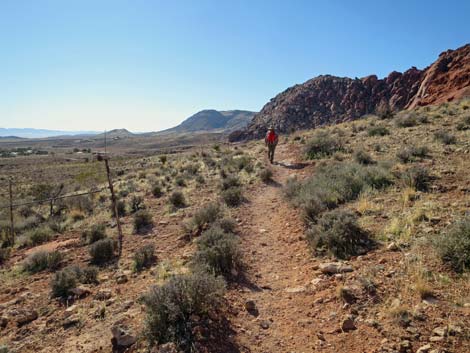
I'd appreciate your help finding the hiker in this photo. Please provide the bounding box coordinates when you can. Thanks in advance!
[265,126,279,164]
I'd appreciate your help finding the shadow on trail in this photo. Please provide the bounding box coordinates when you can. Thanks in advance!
[274,161,309,170]
[231,271,263,293]
[264,179,283,188]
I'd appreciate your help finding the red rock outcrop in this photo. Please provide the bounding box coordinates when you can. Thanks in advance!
[229,44,470,141]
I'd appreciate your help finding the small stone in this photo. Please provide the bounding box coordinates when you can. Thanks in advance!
[95,289,113,301]
[432,326,447,337]
[416,344,432,353]
[399,340,411,352]
[245,300,257,313]
[386,242,399,251]
[319,262,353,274]
[16,309,38,327]
[260,320,270,329]
[285,286,306,293]
[116,273,128,284]
[111,324,137,349]
[0,316,8,328]
[259,229,267,233]
[64,305,78,317]
[429,336,444,342]
[341,318,356,331]
[70,286,91,298]
[447,324,462,335]
[63,314,81,328]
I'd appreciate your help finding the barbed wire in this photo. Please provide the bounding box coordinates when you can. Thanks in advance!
[0,187,108,210]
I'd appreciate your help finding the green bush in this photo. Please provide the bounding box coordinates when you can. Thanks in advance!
[143,271,225,350]
[304,131,343,159]
[188,202,222,233]
[220,175,240,190]
[221,187,243,207]
[115,200,127,217]
[401,165,432,191]
[434,130,457,145]
[133,244,156,272]
[214,218,237,234]
[130,195,145,213]
[152,184,163,197]
[174,176,186,187]
[193,226,240,277]
[307,209,372,259]
[395,114,417,128]
[81,265,99,284]
[169,191,186,208]
[23,250,63,273]
[259,168,273,183]
[434,218,470,273]
[367,125,390,136]
[81,224,106,244]
[397,146,429,163]
[89,238,116,265]
[51,266,79,298]
[353,149,374,165]
[0,247,10,265]
[286,162,393,223]
[134,210,154,234]
[26,227,52,246]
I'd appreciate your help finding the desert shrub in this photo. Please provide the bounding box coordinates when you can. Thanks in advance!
[234,156,252,171]
[434,130,457,144]
[284,177,302,200]
[395,114,417,128]
[397,146,429,163]
[0,345,8,353]
[304,131,343,159]
[81,224,106,244]
[0,247,11,265]
[51,266,79,298]
[214,218,237,234]
[143,271,225,350]
[188,203,222,233]
[417,115,429,124]
[434,218,470,273]
[18,205,34,218]
[353,149,374,165]
[195,175,205,184]
[26,226,52,246]
[130,195,145,213]
[115,200,127,217]
[306,209,372,259]
[47,217,67,233]
[376,101,394,120]
[367,125,390,136]
[23,250,63,273]
[65,195,94,214]
[70,209,86,221]
[152,184,163,198]
[169,191,186,208]
[81,265,99,284]
[193,226,240,277]
[133,244,156,272]
[174,176,186,187]
[221,187,243,207]
[286,163,393,223]
[259,168,273,183]
[89,238,116,265]
[134,210,154,234]
[401,166,432,192]
[159,155,167,164]
[220,175,240,190]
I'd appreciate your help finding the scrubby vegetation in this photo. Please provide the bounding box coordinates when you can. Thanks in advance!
[23,250,63,273]
[89,238,116,265]
[434,217,470,273]
[142,271,225,351]
[304,131,343,159]
[307,209,372,259]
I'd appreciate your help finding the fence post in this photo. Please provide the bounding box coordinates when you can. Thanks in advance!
[9,178,14,246]
[103,157,123,258]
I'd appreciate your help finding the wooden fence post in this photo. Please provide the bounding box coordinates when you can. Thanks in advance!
[9,178,14,246]
[103,156,123,258]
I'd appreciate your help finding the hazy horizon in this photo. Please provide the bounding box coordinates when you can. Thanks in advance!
[2,0,470,132]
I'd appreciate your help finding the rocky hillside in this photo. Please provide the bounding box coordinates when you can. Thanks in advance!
[230,44,470,141]
[159,109,255,135]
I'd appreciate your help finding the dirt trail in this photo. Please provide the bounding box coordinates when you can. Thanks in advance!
[230,144,381,353]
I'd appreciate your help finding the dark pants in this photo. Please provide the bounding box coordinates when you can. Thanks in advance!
[267,144,276,163]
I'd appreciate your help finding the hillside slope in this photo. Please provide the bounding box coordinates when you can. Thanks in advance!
[159,109,255,135]
[230,43,470,141]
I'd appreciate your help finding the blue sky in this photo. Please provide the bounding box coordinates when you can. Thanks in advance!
[1,0,469,132]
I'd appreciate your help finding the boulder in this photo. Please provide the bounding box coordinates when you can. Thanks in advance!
[111,324,137,349]
[15,309,38,326]
[341,317,356,331]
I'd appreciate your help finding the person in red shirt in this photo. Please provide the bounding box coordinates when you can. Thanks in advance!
[265,126,279,164]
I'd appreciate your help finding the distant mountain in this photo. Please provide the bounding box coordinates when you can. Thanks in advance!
[92,129,135,139]
[230,43,470,141]
[158,110,256,135]
[0,128,99,138]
